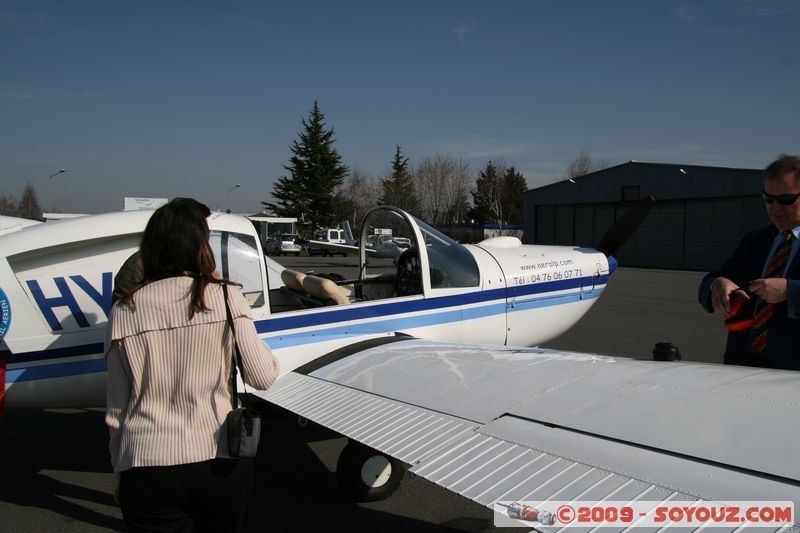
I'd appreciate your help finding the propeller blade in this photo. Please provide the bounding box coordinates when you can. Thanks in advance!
[596,195,655,257]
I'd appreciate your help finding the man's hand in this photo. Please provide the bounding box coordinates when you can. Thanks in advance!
[749,277,788,303]
[711,277,749,316]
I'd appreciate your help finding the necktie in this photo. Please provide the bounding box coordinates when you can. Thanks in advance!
[748,230,794,354]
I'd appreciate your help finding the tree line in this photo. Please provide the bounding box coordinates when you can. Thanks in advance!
[0,183,43,220]
[0,102,601,230]
[263,101,530,233]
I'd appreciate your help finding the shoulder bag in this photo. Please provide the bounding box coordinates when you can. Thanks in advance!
[223,284,262,458]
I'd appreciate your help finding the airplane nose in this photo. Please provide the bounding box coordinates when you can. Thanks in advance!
[607,256,618,274]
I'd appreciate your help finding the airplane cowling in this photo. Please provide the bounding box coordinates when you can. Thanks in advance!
[476,240,610,347]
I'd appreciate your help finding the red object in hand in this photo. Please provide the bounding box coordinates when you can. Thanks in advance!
[725,291,752,332]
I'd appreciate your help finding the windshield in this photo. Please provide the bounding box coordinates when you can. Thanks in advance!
[209,231,264,307]
[360,207,479,290]
[413,216,480,289]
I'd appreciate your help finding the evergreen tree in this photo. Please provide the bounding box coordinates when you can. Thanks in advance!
[18,183,42,220]
[470,162,528,226]
[263,101,349,229]
[503,166,527,224]
[470,161,504,225]
[379,146,419,214]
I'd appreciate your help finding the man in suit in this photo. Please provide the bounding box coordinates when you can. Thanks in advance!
[698,154,800,370]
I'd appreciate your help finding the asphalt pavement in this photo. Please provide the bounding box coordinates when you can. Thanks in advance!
[543,267,726,363]
[0,265,728,532]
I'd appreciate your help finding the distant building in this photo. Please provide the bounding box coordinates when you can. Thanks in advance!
[523,161,767,271]
[246,215,297,248]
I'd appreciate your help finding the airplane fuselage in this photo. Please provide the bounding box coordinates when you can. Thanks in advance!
[0,208,609,408]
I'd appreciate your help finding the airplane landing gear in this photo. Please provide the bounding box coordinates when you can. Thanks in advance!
[336,440,404,502]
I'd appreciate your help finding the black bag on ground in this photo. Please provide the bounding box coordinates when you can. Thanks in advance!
[223,284,261,458]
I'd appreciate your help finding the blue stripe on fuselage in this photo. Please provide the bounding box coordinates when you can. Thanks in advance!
[4,274,607,382]
[258,274,607,333]
[266,285,603,349]
[256,286,507,334]
[4,343,105,364]
[6,358,107,384]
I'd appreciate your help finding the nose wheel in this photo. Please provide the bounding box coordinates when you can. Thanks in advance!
[336,440,405,502]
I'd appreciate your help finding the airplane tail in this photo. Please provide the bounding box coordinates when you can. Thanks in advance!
[342,219,356,245]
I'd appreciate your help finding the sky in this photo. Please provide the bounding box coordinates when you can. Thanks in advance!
[1,0,799,215]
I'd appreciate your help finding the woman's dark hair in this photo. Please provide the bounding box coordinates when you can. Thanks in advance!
[124,198,221,317]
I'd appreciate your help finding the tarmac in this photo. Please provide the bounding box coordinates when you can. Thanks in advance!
[0,265,728,532]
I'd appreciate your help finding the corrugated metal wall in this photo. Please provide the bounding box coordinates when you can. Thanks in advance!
[526,162,768,271]
[534,196,769,270]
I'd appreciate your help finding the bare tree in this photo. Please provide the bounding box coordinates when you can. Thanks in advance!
[414,154,471,226]
[565,149,607,179]
[340,167,379,228]
[565,149,593,179]
[0,195,18,216]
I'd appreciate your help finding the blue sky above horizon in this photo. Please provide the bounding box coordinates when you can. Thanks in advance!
[1,0,798,214]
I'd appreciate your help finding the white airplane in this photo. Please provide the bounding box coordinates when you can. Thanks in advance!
[0,215,41,236]
[1,201,798,528]
[3,203,621,406]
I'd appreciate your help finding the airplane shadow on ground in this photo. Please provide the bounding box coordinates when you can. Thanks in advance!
[247,404,496,532]
[0,408,125,531]
[0,406,497,532]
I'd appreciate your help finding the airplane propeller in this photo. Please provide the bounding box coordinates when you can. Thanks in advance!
[595,195,655,257]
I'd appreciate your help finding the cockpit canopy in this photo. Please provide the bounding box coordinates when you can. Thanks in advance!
[360,207,479,289]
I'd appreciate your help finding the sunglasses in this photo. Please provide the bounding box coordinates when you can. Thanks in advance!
[762,191,800,205]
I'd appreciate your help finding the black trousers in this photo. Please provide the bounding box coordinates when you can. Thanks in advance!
[119,458,254,533]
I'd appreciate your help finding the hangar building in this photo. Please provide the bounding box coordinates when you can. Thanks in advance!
[523,161,767,271]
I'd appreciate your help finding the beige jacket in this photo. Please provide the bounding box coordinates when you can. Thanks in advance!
[105,277,279,472]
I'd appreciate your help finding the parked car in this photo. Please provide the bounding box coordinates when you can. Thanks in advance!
[266,233,302,256]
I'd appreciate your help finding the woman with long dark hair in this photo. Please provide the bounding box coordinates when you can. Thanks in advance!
[105,198,279,532]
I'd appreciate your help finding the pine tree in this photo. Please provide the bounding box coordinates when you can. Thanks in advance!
[470,162,528,226]
[503,167,527,224]
[380,146,419,215]
[18,183,42,220]
[470,161,504,225]
[263,101,349,229]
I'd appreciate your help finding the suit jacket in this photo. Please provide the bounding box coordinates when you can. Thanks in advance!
[698,224,800,370]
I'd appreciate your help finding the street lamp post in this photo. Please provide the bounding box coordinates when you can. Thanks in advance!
[227,184,240,213]
[48,169,66,214]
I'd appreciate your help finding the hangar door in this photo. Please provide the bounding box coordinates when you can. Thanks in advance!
[535,196,767,270]
[683,196,766,270]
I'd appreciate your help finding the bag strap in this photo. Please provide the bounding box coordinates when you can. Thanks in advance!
[222,284,250,410]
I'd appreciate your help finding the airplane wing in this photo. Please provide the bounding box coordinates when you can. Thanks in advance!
[0,215,41,236]
[259,338,800,529]
[304,239,374,255]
